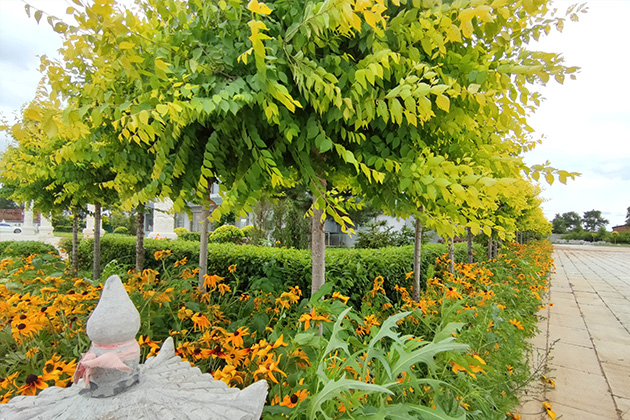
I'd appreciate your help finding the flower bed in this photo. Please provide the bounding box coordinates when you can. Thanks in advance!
[0,242,553,419]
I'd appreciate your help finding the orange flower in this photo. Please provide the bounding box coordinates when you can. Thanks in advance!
[509,319,524,330]
[218,283,231,296]
[225,327,249,348]
[280,389,308,408]
[174,257,188,267]
[191,313,211,331]
[298,309,332,331]
[17,373,53,396]
[228,264,237,273]
[154,249,172,260]
[203,274,224,290]
[331,292,349,304]
[254,354,287,384]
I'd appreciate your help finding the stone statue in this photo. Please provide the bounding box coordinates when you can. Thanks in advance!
[0,275,268,420]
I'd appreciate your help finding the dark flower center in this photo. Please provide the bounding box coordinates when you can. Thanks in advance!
[290,394,299,404]
[17,323,26,330]
[25,374,38,385]
[19,314,27,320]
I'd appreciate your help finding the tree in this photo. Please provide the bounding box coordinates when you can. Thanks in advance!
[582,209,608,233]
[626,206,630,226]
[561,211,582,232]
[551,214,567,234]
[35,0,581,296]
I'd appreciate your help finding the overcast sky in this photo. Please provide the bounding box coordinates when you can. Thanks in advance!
[1,0,629,226]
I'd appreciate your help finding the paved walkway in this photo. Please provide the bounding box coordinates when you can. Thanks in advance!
[521,245,630,419]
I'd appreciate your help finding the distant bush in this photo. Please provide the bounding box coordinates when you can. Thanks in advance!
[54,225,73,233]
[209,225,244,244]
[179,231,201,241]
[113,226,130,235]
[173,227,188,238]
[0,241,58,257]
[242,225,265,245]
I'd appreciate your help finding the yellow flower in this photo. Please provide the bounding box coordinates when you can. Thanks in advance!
[154,249,172,260]
[228,264,237,273]
[191,313,211,331]
[203,274,224,290]
[280,389,308,408]
[174,257,188,267]
[331,292,349,304]
[509,318,524,330]
[542,402,557,420]
[224,327,249,348]
[218,283,231,296]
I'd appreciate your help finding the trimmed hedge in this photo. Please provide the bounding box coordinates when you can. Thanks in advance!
[0,241,59,257]
[113,226,130,235]
[62,235,484,301]
[179,232,201,241]
[209,225,244,244]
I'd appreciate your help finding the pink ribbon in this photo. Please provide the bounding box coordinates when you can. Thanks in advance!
[73,339,140,387]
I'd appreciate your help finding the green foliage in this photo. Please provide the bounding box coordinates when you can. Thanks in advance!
[65,235,483,300]
[561,230,630,244]
[582,209,609,232]
[113,226,130,235]
[354,221,416,249]
[209,225,244,244]
[173,227,189,237]
[271,198,311,249]
[179,231,202,242]
[242,225,266,245]
[0,241,58,257]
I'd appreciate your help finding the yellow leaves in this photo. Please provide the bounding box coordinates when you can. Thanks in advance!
[268,82,301,113]
[247,0,273,15]
[119,41,134,50]
[459,6,494,38]
[435,94,450,112]
[248,20,271,72]
[237,48,253,65]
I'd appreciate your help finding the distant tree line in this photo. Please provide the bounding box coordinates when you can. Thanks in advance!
[551,210,610,234]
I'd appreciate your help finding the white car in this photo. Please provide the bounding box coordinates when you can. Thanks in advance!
[0,223,22,234]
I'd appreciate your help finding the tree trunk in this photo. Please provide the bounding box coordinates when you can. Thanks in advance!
[448,237,455,274]
[72,206,79,275]
[136,206,145,273]
[494,238,500,258]
[412,217,423,301]
[93,202,102,281]
[487,231,493,260]
[466,227,474,264]
[311,199,326,296]
[198,203,210,290]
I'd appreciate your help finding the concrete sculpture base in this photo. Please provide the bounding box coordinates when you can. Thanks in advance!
[1,338,268,420]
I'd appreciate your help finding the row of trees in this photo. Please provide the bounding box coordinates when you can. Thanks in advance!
[1,0,581,296]
[551,210,610,234]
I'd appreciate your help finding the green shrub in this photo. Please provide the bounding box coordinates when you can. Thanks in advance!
[69,236,483,301]
[179,231,201,241]
[173,227,189,238]
[242,225,266,245]
[0,241,58,257]
[54,225,73,233]
[113,226,130,235]
[209,225,244,244]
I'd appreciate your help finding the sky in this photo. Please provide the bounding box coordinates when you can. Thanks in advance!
[0,0,629,227]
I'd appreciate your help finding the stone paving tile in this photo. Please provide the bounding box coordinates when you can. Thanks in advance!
[601,362,630,400]
[548,341,601,374]
[520,245,630,420]
[547,324,592,347]
[546,362,617,418]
